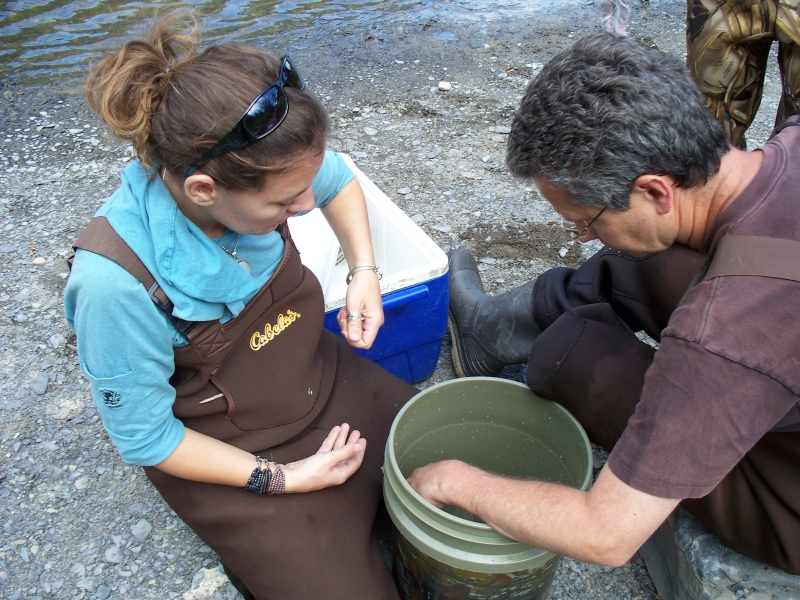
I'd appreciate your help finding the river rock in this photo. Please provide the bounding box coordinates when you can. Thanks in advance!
[104,546,123,563]
[640,507,800,600]
[182,565,231,599]
[29,373,49,395]
[131,519,153,542]
[438,81,452,91]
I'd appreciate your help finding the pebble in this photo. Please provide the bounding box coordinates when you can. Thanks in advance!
[410,214,425,224]
[479,257,497,264]
[438,81,452,91]
[74,476,90,489]
[397,187,411,195]
[32,257,47,265]
[104,546,123,563]
[363,127,378,136]
[559,247,568,258]
[432,225,451,233]
[29,373,49,395]
[488,125,511,134]
[77,576,96,590]
[131,519,153,542]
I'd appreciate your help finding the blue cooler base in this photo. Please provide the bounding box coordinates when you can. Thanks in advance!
[323,270,449,384]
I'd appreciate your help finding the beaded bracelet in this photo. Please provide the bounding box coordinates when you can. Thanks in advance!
[244,455,270,494]
[267,465,286,495]
[243,455,285,495]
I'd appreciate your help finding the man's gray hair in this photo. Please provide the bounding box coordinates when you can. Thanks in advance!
[507,33,730,210]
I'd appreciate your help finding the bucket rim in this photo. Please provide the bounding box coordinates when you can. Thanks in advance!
[385,376,594,532]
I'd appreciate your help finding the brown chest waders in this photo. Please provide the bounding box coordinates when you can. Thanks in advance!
[73,218,415,599]
[527,238,800,575]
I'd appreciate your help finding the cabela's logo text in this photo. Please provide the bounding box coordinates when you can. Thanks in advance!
[250,310,301,350]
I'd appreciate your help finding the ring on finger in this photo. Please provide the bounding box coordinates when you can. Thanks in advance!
[347,311,365,322]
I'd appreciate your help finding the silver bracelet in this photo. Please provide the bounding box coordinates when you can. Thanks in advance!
[346,264,382,285]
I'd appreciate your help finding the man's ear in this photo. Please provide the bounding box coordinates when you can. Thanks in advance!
[183,174,218,207]
[632,174,675,215]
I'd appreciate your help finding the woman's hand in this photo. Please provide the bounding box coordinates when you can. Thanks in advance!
[321,177,383,349]
[337,270,384,349]
[281,424,367,493]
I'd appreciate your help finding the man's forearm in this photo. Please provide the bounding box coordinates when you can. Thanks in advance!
[410,460,678,567]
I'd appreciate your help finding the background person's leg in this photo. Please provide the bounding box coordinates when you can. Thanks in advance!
[776,2,800,125]
[687,0,774,148]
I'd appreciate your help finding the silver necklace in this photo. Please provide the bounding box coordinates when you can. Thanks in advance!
[162,168,250,274]
[220,233,251,273]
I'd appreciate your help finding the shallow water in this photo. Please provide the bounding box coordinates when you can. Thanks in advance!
[0,0,574,82]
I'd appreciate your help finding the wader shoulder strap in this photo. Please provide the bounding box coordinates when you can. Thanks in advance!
[71,216,173,310]
[70,216,197,335]
[701,235,800,284]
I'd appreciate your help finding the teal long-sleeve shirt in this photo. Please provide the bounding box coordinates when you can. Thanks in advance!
[64,150,353,465]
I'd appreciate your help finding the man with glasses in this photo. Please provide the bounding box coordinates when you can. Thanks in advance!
[410,33,800,575]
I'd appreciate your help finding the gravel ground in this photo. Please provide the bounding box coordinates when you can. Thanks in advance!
[0,2,783,599]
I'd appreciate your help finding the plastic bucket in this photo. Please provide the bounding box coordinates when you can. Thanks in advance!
[383,377,593,600]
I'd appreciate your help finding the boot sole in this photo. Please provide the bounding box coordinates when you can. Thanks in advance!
[449,312,506,378]
[448,313,471,379]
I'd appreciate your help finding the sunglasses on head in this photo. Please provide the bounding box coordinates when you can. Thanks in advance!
[185,56,306,177]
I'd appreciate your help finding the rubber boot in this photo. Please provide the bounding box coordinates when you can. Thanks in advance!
[448,249,540,378]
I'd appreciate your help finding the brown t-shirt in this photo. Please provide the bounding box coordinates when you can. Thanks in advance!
[607,125,800,499]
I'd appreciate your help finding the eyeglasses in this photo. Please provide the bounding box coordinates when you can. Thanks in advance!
[185,56,306,177]
[561,207,606,241]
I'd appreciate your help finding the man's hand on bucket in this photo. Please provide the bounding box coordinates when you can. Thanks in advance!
[282,424,367,493]
[407,460,469,509]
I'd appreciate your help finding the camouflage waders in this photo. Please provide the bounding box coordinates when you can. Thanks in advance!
[687,0,800,147]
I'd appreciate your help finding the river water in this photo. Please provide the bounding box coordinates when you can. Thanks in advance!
[0,0,578,82]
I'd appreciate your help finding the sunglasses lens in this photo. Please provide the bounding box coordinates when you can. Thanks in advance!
[244,86,287,138]
[280,57,305,90]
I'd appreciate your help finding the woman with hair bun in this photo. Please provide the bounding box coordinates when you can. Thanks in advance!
[65,13,414,599]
